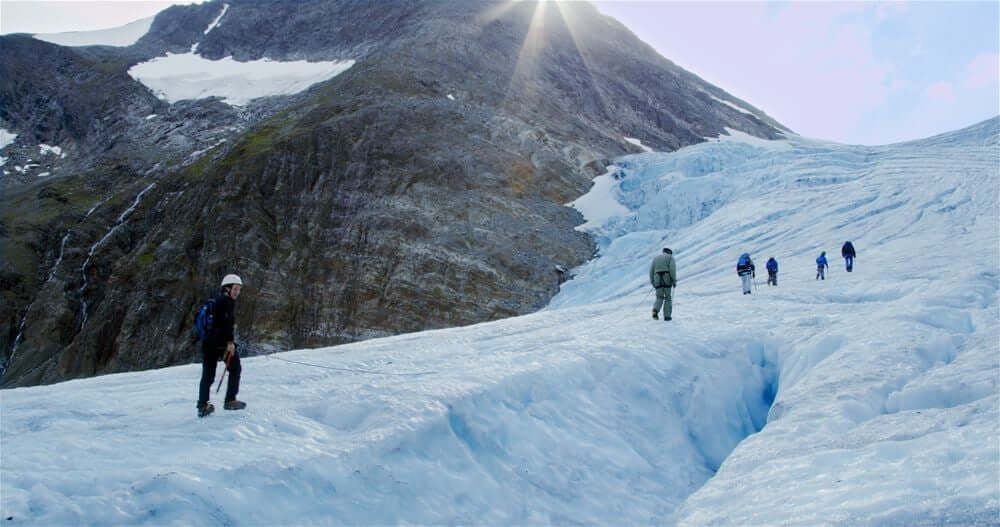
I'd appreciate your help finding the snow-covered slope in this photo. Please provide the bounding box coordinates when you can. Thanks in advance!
[559,117,1000,525]
[1,119,997,525]
[127,54,356,106]
[32,17,154,47]
[0,128,17,149]
[124,3,354,107]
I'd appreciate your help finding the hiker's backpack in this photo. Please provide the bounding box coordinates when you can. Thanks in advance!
[766,259,778,272]
[738,253,751,267]
[193,298,217,341]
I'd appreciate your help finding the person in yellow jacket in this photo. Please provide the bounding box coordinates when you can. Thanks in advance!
[649,247,677,321]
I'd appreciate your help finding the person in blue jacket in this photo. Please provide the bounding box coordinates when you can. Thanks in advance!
[766,257,778,286]
[816,251,829,280]
[842,241,856,272]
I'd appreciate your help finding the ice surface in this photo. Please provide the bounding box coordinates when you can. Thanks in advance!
[1,119,997,525]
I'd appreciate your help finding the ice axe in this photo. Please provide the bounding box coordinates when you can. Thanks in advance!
[215,350,233,393]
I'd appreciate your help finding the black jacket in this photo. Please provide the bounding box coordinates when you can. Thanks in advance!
[207,293,235,348]
[842,242,856,258]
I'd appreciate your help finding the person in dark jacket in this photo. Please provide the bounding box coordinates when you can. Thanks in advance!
[649,247,677,320]
[842,241,856,272]
[197,274,246,417]
[766,257,778,286]
[737,253,755,294]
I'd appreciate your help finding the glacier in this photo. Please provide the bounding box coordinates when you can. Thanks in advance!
[1,118,997,525]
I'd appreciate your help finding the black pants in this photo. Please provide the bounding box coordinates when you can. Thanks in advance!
[198,343,241,406]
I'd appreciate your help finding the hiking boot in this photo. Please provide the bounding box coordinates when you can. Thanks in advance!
[652,310,658,320]
[197,402,214,418]
[224,400,247,411]
[664,317,672,321]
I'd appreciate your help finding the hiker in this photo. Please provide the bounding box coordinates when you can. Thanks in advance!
[197,274,246,417]
[816,251,829,280]
[649,247,677,320]
[736,253,755,294]
[842,241,856,272]
[766,257,778,286]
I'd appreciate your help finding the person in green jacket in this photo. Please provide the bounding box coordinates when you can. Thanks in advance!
[649,247,677,321]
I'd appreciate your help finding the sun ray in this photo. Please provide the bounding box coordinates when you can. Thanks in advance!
[496,1,613,126]
[501,1,550,113]
[552,2,614,123]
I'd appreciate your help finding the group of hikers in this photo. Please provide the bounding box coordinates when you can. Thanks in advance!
[649,241,857,319]
[195,243,858,415]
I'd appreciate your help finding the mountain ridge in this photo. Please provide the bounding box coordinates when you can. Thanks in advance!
[1,0,790,387]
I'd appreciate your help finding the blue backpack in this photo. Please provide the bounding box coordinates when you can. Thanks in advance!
[738,253,751,267]
[193,298,216,341]
[766,259,778,272]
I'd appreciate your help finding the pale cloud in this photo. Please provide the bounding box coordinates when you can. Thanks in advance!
[874,2,909,22]
[888,78,911,91]
[760,4,889,141]
[925,81,956,103]
[965,53,999,89]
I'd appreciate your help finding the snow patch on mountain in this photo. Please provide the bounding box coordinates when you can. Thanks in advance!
[128,53,356,106]
[568,166,631,235]
[624,136,653,152]
[203,3,229,35]
[0,128,17,149]
[191,3,229,54]
[39,144,62,157]
[709,94,758,118]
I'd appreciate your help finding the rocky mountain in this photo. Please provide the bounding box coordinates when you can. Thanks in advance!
[0,0,789,387]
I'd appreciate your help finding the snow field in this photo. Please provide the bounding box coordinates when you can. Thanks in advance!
[0,129,16,150]
[555,119,999,525]
[1,119,997,524]
[1,305,777,525]
[127,54,356,107]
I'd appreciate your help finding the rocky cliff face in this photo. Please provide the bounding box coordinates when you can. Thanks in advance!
[0,0,789,387]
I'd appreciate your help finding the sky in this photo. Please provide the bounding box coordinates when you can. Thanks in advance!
[1,0,997,145]
[594,1,999,145]
[0,1,190,35]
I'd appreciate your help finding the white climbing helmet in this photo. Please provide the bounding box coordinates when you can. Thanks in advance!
[221,274,243,288]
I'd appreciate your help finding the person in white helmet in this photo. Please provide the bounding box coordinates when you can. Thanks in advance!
[197,274,246,417]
